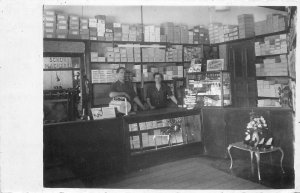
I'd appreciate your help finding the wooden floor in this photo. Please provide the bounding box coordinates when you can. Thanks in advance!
[95,157,269,189]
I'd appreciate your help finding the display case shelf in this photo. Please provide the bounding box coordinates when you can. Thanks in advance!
[129,126,170,134]
[185,71,232,107]
[257,96,279,99]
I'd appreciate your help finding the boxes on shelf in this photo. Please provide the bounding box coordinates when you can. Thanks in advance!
[43,10,57,38]
[255,14,287,35]
[193,25,209,44]
[166,45,182,62]
[184,46,203,61]
[257,99,281,107]
[209,23,222,43]
[161,22,175,43]
[257,78,288,98]
[180,25,189,44]
[255,34,287,56]
[255,55,288,76]
[238,14,255,38]
[91,69,115,83]
[188,30,194,44]
[129,123,138,132]
[130,135,140,149]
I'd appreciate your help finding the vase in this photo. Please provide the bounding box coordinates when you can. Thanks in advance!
[251,131,260,148]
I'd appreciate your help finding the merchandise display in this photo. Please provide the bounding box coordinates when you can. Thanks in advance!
[255,34,288,56]
[238,14,255,38]
[184,71,231,108]
[255,14,287,36]
[255,55,288,76]
[142,64,183,81]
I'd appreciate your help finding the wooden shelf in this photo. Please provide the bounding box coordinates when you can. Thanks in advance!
[43,68,80,71]
[257,96,279,99]
[90,62,141,64]
[256,76,290,78]
[129,126,170,134]
[255,53,287,57]
[187,70,229,75]
[43,38,88,43]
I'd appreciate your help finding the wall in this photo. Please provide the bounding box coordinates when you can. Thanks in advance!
[44,5,287,28]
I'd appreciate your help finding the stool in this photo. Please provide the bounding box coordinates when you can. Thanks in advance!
[227,141,284,181]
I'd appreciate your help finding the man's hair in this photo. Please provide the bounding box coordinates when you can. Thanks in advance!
[153,72,163,79]
[116,67,126,73]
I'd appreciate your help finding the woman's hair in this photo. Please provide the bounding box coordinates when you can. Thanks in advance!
[153,72,163,79]
[116,67,126,73]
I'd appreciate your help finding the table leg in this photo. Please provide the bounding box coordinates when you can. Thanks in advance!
[250,151,254,174]
[255,152,261,181]
[278,147,285,174]
[227,145,233,169]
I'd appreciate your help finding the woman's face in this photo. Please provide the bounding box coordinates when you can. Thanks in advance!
[154,74,162,84]
[117,69,125,81]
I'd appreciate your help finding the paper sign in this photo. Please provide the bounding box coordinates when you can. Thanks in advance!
[91,107,116,120]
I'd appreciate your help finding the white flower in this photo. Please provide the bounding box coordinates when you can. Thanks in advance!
[258,124,262,128]
[263,124,267,127]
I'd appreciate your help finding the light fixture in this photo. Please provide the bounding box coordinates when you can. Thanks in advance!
[214,6,230,12]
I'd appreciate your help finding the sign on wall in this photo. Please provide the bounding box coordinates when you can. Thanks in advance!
[43,57,80,69]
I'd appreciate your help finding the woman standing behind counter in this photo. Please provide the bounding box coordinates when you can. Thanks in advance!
[146,72,178,109]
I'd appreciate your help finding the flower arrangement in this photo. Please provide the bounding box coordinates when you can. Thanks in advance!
[244,112,274,149]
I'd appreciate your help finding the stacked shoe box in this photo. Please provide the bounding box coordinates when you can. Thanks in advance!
[55,13,68,39]
[136,24,143,42]
[166,45,182,62]
[155,26,161,42]
[133,45,141,62]
[144,25,155,42]
[120,47,127,62]
[180,25,189,44]
[223,25,239,41]
[193,25,209,44]
[174,25,181,43]
[105,47,114,62]
[113,47,121,62]
[89,18,98,40]
[184,46,203,61]
[43,10,56,38]
[188,29,194,44]
[95,15,106,41]
[255,34,287,56]
[105,23,114,41]
[129,25,137,41]
[161,22,175,43]
[113,23,122,41]
[121,24,129,41]
[255,55,288,76]
[79,18,89,39]
[257,79,285,98]
[126,47,134,62]
[68,15,80,39]
[238,14,255,38]
[255,20,267,36]
[208,23,222,43]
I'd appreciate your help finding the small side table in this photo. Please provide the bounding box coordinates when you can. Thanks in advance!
[227,141,284,181]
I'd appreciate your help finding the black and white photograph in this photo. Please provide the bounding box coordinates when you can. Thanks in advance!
[0,0,300,192]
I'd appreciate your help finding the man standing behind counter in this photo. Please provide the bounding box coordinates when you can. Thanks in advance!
[146,72,178,109]
[109,67,146,111]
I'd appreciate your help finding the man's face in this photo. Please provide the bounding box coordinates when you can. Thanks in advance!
[154,74,162,84]
[117,69,125,81]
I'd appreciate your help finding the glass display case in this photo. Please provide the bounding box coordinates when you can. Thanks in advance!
[184,71,232,107]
